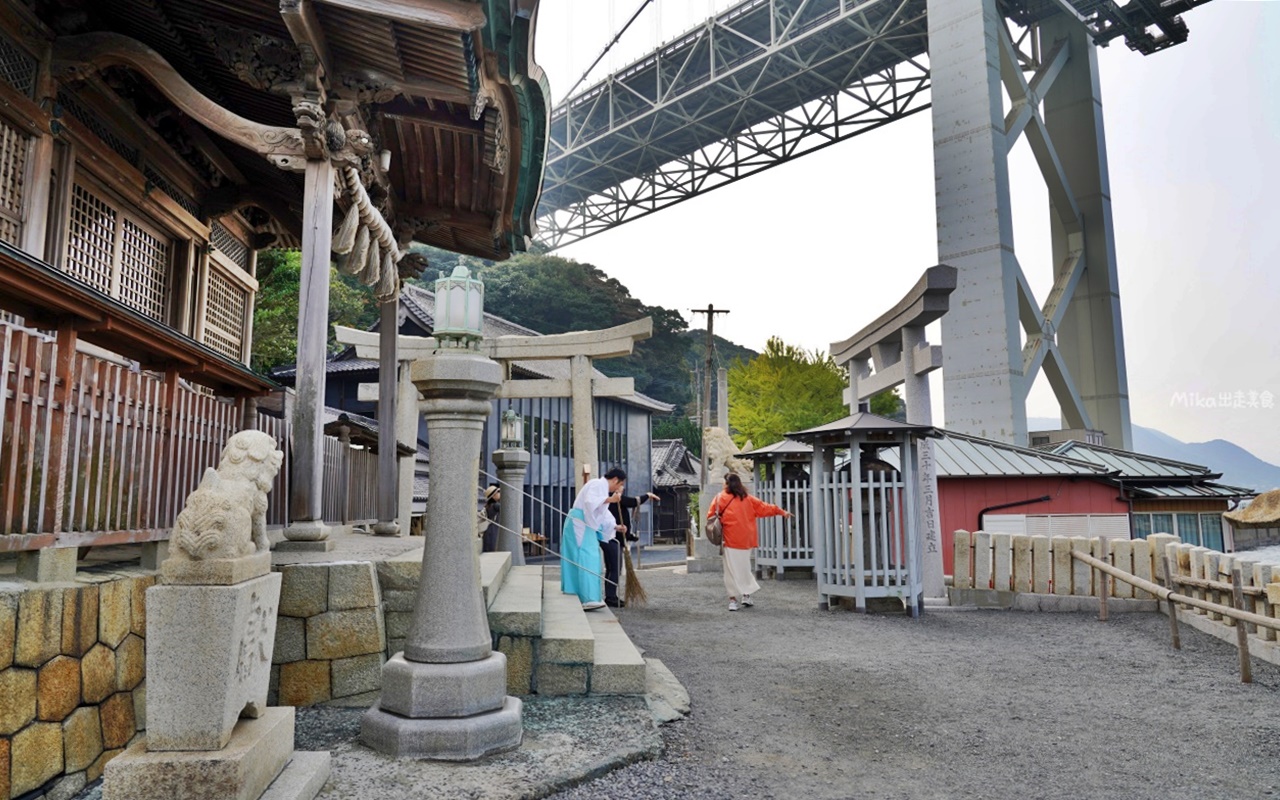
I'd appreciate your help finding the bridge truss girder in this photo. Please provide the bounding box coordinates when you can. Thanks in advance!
[537,0,931,248]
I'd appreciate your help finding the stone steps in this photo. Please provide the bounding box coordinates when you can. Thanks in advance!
[535,568,597,695]
[374,548,647,698]
[584,607,646,695]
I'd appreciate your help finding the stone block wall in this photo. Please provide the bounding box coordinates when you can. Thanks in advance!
[0,567,153,800]
[952,530,1161,600]
[270,562,387,708]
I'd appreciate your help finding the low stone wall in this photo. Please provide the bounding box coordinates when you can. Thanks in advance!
[952,531,1280,664]
[0,567,153,800]
[951,529,1169,606]
[269,562,387,708]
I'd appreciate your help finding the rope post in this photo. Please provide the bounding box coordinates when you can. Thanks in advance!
[1232,567,1253,684]
[1161,552,1181,650]
[1098,569,1109,622]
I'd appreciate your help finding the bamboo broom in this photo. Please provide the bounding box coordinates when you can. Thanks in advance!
[622,540,647,607]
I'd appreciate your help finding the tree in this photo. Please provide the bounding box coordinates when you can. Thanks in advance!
[726,337,848,448]
[652,414,702,457]
[250,249,379,373]
[410,245,694,413]
[869,387,904,419]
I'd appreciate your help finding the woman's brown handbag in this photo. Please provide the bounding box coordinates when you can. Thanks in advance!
[704,497,735,546]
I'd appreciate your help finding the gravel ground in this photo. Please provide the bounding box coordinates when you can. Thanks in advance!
[549,567,1280,800]
[72,565,1280,800]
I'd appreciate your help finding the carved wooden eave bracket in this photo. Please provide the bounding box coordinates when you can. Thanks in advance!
[52,32,311,171]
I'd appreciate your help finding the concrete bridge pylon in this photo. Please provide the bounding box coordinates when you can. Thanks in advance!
[928,0,1132,449]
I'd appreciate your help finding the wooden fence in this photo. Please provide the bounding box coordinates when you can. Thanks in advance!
[1,322,380,549]
[755,480,813,575]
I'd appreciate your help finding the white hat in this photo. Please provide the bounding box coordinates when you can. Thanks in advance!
[484,485,499,500]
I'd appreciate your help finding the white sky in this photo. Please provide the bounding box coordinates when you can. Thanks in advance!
[531,0,1280,464]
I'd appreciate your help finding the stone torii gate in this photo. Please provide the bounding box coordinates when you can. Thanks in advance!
[829,264,957,598]
[337,316,653,550]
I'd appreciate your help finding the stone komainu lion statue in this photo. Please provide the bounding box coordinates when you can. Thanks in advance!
[170,430,284,561]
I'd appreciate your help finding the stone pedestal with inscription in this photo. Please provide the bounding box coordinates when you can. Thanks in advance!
[103,431,329,800]
[145,569,281,750]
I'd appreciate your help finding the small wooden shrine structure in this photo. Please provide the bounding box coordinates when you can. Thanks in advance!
[741,437,814,578]
[789,412,937,616]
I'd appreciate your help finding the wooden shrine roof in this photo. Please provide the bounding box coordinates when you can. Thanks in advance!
[22,0,548,258]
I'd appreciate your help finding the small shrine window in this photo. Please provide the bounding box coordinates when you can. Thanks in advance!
[65,179,173,324]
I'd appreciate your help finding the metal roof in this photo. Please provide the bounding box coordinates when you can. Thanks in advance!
[741,438,813,459]
[1046,441,1219,480]
[787,412,937,441]
[871,431,1110,478]
[931,433,1110,478]
[1129,483,1254,500]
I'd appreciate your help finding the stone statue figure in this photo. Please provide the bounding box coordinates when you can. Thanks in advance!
[702,426,755,493]
[170,430,284,561]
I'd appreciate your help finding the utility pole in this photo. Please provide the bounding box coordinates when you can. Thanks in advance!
[691,304,730,493]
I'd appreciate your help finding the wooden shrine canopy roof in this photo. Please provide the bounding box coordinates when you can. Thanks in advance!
[0,240,274,394]
[23,0,548,259]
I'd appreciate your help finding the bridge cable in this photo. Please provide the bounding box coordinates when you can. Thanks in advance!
[559,0,656,104]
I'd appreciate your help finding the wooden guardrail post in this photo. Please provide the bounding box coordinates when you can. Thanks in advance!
[1231,567,1252,684]
[1161,551,1181,650]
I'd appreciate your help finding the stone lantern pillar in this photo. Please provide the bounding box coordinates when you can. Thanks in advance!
[492,460,531,567]
[361,268,521,760]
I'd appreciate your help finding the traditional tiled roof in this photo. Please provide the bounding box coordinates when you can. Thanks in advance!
[652,438,699,488]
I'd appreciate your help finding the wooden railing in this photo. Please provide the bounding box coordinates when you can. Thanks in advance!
[2,321,383,549]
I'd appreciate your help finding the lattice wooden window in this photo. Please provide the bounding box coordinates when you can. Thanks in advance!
[64,181,173,323]
[211,221,249,271]
[66,182,117,294]
[118,219,170,321]
[0,30,36,97]
[0,117,28,246]
[203,265,248,360]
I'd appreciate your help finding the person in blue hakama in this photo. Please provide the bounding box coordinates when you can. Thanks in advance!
[561,469,627,610]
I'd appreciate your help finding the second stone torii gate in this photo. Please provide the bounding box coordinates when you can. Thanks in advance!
[336,316,653,553]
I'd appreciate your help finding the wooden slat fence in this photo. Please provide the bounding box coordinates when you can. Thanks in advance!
[814,470,921,604]
[1,321,385,548]
[755,480,813,573]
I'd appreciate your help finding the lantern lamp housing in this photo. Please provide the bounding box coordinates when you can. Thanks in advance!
[434,265,485,347]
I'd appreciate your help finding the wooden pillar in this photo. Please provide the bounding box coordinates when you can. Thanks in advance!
[41,322,78,533]
[21,41,54,259]
[288,158,335,527]
[570,354,597,491]
[374,297,400,535]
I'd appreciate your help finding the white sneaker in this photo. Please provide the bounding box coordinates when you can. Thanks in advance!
[742,594,753,607]
[583,601,606,611]
[728,599,739,611]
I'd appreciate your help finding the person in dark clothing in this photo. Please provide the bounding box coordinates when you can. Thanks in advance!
[604,476,658,608]
[481,483,501,552]
[610,489,659,543]
[598,467,630,608]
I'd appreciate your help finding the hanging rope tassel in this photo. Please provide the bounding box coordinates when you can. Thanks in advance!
[359,238,381,286]
[332,201,360,254]
[342,225,370,276]
[376,248,398,299]
[622,543,648,607]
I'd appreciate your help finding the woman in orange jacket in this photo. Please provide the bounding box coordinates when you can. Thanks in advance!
[707,472,790,611]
